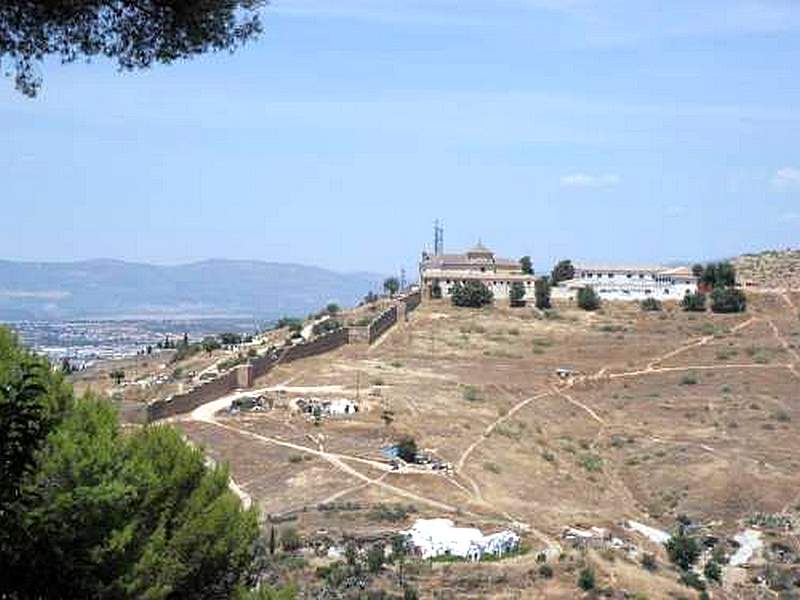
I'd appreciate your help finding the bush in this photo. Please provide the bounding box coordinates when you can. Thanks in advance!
[641,297,662,312]
[578,567,595,591]
[451,280,494,308]
[710,287,747,313]
[280,526,301,552]
[463,385,481,402]
[509,281,527,307]
[680,373,698,385]
[704,559,721,583]
[641,553,657,572]
[538,564,554,578]
[682,292,706,312]
[577,287,601,311]
[680,570,706,591]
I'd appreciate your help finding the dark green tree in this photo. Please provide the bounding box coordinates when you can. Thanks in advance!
[692,263,705,278]
[5,394,259,599]
[450,280,494,308]
[395,436,418,463]
[383,277,400,297]
[509,281,527,306]
[577,287,600,311]
[682,292,707,312]
[0,326,72,515]
[700,262,736,288]
[0,1,264,97]
[550,260,575,286]
[366,542,385,573]
[325,303,340,315]
[202,336,222,355]
[710,287,747,313]
[666,528,701,571]
[519,256,533,275]
[109,368,126,385]
[535,278,551,309]
[220,332,243,346]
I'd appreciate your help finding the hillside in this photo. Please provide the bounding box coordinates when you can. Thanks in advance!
[734,249,800,289]
[173,290,800,598]
[0,259,384,321]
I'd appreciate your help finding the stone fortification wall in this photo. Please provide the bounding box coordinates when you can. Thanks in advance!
[144,291,420,422]
[368,305,398,344]
[283,327,349,361]
[147,369,238,421]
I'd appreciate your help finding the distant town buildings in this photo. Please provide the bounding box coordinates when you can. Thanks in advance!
[555,264,698,301]
[419,242,536,301]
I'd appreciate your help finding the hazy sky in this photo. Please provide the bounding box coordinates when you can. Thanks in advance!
[2,0,799,276]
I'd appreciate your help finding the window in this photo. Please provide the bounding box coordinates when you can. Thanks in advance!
[608,273,614,278]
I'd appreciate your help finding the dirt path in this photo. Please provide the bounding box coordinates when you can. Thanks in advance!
[456,389,551,472]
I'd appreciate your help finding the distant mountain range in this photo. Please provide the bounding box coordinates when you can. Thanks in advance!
[0,259,385,321]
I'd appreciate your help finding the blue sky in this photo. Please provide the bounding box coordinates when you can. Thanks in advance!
[1,0,799,277]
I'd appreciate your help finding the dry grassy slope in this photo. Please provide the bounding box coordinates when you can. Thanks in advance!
[734,249,800,288]
[176,292,800,599]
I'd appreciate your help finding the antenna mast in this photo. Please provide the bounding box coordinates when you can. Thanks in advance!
[434,219,444,256]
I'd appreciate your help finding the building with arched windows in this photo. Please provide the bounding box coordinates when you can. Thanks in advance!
[419,242,537,302]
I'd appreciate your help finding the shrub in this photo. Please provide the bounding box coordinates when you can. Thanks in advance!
[641,297,662,312]
[578,567,595,591]
[704,559,721,583]
[463,385,481,402]
[680,373,698,385]
[682,292,706,312]
[451,280,494,308]
[578,453,603,472]
[711,287,747,313]
[280,526,301,552]
[510,281,527,306]
[680,571,705,591]
[538,564,554,578]
[577,287,600,311]
[641,553,657,572]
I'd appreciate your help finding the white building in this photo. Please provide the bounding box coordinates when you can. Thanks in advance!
[419,242,537,302]
[402,518,520,562]
[555,264,698,301]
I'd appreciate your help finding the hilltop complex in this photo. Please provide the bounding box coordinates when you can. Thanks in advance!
[420,240,699,303]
